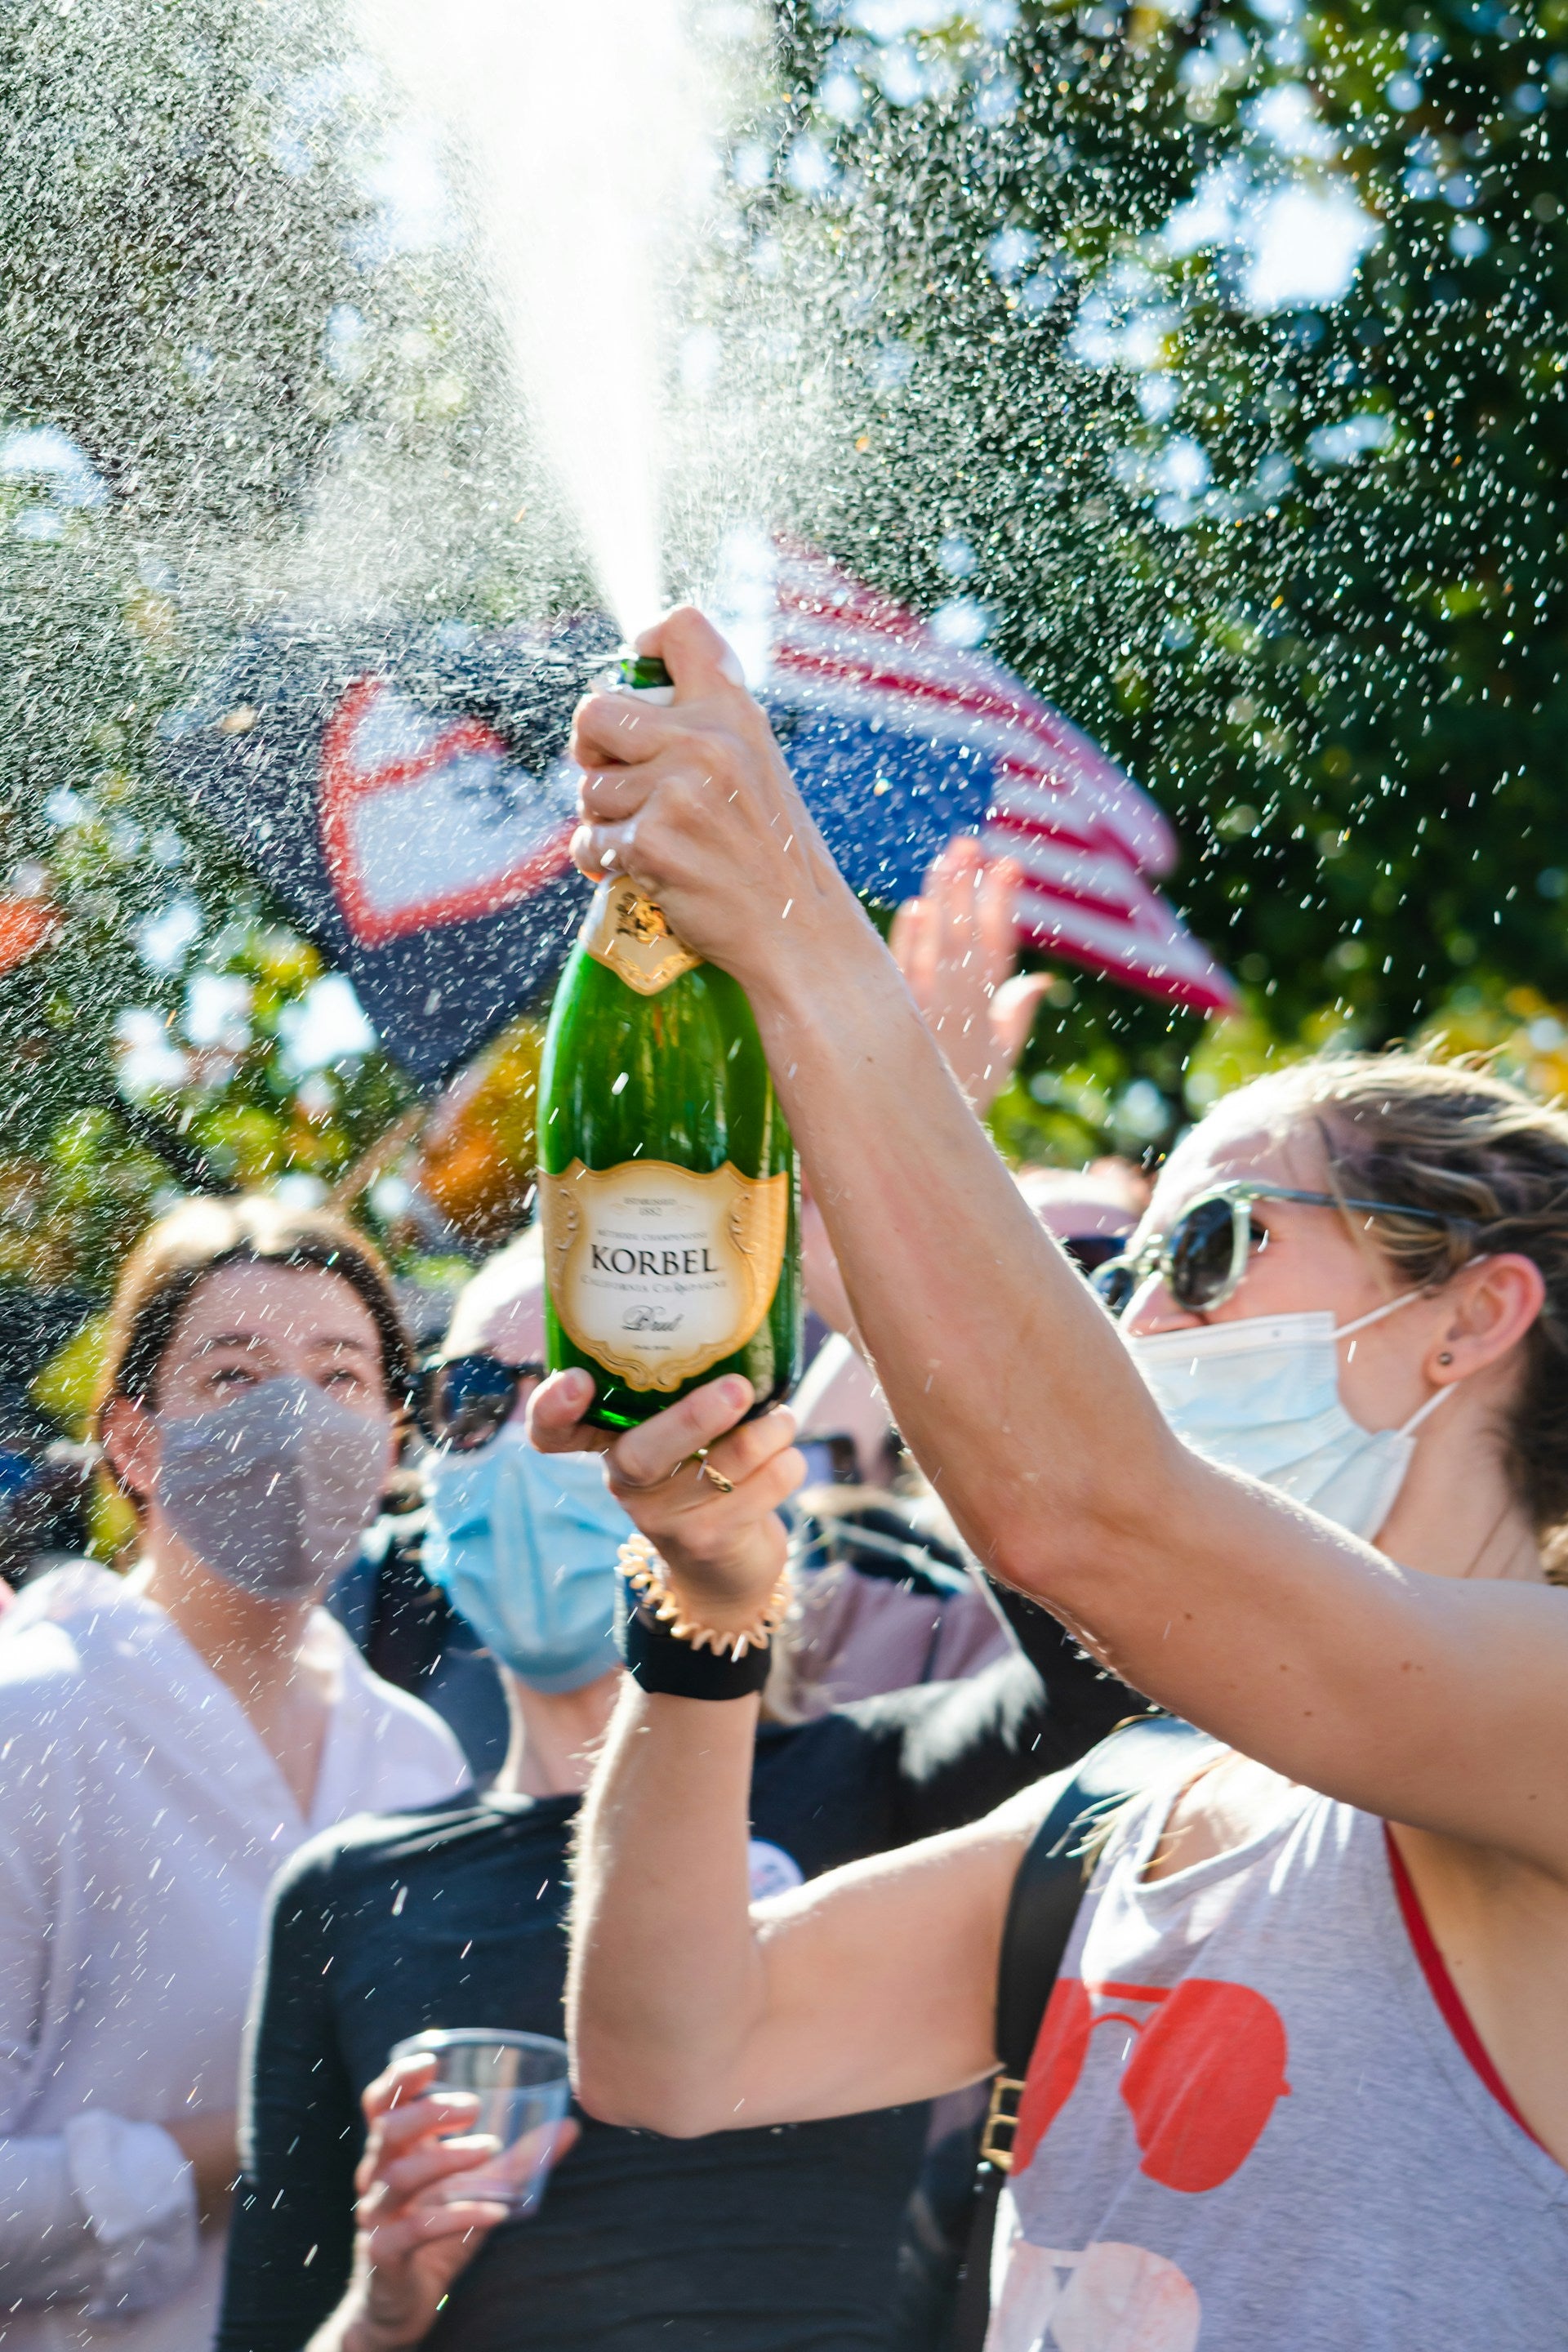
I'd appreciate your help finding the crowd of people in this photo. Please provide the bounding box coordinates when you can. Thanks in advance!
[2,613,1565,2351]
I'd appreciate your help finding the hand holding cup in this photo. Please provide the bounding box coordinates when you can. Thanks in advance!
[314,2051,577,2352]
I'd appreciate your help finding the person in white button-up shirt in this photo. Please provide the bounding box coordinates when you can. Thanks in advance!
[0,1197,469,2352]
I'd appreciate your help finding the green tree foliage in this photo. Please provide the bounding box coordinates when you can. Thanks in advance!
[0,0,498,1303]
[0,470,207,1285]
[0,0,370,519]
[760,0,1567,1143]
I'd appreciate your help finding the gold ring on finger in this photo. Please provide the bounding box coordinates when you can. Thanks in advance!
[697,1448,735,1495]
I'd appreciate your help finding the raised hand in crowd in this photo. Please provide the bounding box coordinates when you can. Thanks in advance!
[888,835,1050,1114]
[800,836,1049,1344]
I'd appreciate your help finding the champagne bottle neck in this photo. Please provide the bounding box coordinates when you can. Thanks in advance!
[619,652,674,693]
[580,653,685,988]
[581,877,702,996]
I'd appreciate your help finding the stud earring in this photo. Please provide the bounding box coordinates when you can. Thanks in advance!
[1437,1351,1454,1365]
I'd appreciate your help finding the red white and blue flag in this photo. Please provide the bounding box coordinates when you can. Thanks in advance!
[163,550,1231,1082]
[755,545,1234,1018]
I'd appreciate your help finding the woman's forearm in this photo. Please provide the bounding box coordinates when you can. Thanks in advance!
[568,1677,1025,2132]
[749,928,1178,1601]
[568,1686,767,2136]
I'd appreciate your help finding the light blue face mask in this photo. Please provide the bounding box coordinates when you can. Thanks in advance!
[1128,1292,1456,1542]
[423,1428,632,1691]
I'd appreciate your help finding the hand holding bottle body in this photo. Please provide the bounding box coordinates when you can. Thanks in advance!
[569,608,869,1013]
[529,1369,804,1646]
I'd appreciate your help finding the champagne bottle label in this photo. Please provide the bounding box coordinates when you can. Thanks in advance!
[538,1158,790,1391]
[581,878,702,996]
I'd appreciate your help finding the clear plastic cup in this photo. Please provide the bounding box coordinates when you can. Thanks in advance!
[390,2029,572,2217]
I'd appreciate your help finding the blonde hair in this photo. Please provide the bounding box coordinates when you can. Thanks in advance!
[1226,1052,1568,1561]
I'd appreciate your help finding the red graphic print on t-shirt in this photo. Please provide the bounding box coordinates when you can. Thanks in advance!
[1012,1977,1291,2192]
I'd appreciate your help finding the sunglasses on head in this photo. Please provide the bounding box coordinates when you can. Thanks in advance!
[1090,1182,1461,1319]
[414,1353,546,1452]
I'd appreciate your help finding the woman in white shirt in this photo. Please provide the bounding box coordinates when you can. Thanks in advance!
[0,1196,468,2352]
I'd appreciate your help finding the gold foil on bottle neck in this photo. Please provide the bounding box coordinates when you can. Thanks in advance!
[582,878,702,995]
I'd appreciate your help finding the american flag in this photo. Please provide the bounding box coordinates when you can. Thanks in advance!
[755,543,1236,1018]
[165,546,1232,1084]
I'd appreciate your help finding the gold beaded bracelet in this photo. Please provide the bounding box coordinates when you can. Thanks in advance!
[618,1534,791,1660]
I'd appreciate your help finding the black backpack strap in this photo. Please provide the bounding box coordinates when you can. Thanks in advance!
[992,1717,1205,2110]
[947,1716,1205,2352]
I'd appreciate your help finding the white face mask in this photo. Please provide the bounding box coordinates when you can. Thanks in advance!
[1127,1293,1454,1541]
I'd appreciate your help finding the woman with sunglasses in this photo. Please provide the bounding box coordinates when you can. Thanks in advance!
[330,1230,555,1780]
[547,609,1568,2351]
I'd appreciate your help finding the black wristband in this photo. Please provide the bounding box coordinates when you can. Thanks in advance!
[617,1583,773,1700]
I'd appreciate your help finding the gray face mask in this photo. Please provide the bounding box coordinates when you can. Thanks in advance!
[155,1375,390,1601]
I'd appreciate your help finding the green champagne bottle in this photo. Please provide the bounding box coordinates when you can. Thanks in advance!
[537,653,801,1431]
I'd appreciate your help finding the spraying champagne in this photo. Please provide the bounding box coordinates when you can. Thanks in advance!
[537,653,801,1430]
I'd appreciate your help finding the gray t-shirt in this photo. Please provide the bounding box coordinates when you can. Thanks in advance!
[987,1762,1567,2350]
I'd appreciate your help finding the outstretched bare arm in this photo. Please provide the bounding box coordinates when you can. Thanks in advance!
[537,1375,1041,2134]
[564,608,1568,1878]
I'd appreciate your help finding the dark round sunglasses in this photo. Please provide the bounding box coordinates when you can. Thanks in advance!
[415,1353,546,1452]
[1090,1182,1461,1319]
